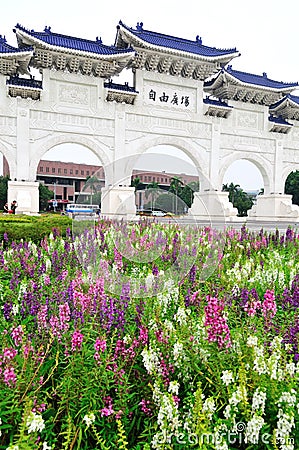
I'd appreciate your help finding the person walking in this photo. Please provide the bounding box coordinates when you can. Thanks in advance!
[10,200,18,214]
[3,203,9,213]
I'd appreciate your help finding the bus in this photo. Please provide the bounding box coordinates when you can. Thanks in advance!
[65,204,100,217]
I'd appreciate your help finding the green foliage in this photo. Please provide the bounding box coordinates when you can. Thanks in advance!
[0,214,72,243]
[222,182,254,216]
[39,183,54,211]
[285,170,299,205]
[0,175,9,209]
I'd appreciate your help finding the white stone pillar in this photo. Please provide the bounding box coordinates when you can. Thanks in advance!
[101,186,136,219]
[249,140,299,221]
[190,124,238,220]
[8,180,39,214]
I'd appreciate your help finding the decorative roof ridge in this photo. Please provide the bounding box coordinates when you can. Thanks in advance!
[225,65,298,87]
[104,80,138,93]
[118,20,238,54]
[14,23,135,55]
[270,93,299,109]
[203,96,232,107]
[268,115,292,125]
[6,75,42,89]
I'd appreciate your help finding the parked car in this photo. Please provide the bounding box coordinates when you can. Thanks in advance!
[152,210,166,217]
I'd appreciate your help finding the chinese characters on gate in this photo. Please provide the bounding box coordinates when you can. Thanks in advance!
[149,89,190,107]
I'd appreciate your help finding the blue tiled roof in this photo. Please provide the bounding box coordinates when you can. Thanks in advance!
[268,115,292,125]
[205,66,298,90]
[117,21,239,58]
[6,76,42,89]
[14,24,134,56]
[0,34,32,54]
[270,94,299,109]
[104,80,138,93]
[203,96,232,108]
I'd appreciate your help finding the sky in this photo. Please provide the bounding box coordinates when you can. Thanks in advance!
[0,0,297,191]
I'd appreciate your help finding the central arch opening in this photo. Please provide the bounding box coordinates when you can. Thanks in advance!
[131,145,199,215]
[222,159,264,216]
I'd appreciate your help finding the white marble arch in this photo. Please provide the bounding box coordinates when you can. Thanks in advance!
[0,140,17,180]
[29,133,111,182]
[219,151,271,194]
[125,134,207,182]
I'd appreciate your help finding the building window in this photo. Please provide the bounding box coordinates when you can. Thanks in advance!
[52,167,55,173]
[157,177,159,182]
[40,167,43,172]
[46,167,49,173]
[58,168,61,174]
[144,176,147,181]
[92,171,95,175]
[81,170,84,175]
[86,171,89,176]
[70,169,73,174]
[64,169,67,174]
[153,177,155,181]
[148,176,151,181]
[76,170,79,175]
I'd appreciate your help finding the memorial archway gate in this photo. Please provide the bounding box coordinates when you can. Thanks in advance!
[1,21,299,220]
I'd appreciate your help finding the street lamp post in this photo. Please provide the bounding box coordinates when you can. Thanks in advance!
[54,181,57,212]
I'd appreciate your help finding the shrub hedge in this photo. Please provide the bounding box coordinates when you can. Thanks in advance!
[0,214,72,243]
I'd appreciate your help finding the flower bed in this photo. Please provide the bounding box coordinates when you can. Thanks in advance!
[0,221,298,449]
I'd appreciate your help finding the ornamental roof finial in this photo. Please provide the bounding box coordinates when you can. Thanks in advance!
[196,35,202,45]
[96,36,102,44]
[44,26,52,33]
[0,35,6,43]
[136,22,143,31]
[263,72,267,78]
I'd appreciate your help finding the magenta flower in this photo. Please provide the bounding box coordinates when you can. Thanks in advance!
[262,290,277,321]
[11,325,23,346]
[94,338,106,352]
[3,367,17,387]
[204,296,231,349]
[71,330,84,351]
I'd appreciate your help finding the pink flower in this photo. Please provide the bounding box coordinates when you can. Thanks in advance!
[11,325,23,346]
[3,348,17,360]
[94,338,106,352]
[71,330,84,351]
[4,367,17,387]
[100,405,114,417]
[262,290,277,320]
[204,296,231,348]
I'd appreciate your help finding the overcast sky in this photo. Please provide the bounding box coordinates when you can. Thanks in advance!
[0,0,297,190]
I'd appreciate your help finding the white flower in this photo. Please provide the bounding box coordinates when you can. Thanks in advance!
[202,397,216,420]
[42,442,52,450]
[12,304,19,315]
[174,306,189,325]
[6,446,19,450]
[168,381,179,395]
[278,390,297,408]
[221,370,234,386]
[83,412,95,428]
[141,347,159,374]
[245,414,265,444]
[247,335,258,347]
[252,388,267,413]
[26,412,45,434]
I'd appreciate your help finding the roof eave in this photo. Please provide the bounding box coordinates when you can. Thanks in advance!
[15,28,135,61]
[225,72,297,93]
[117,25,239,63]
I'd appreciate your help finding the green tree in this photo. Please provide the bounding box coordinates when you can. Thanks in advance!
[130,176,141,192]
[222,182,253,216]
[0,175,9,209]
[180,181,199,209]
[285,171,299,205]
[145,182,160,210]
[169,177,183,214]
[83,176,102,205]
[39,183,54,211]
